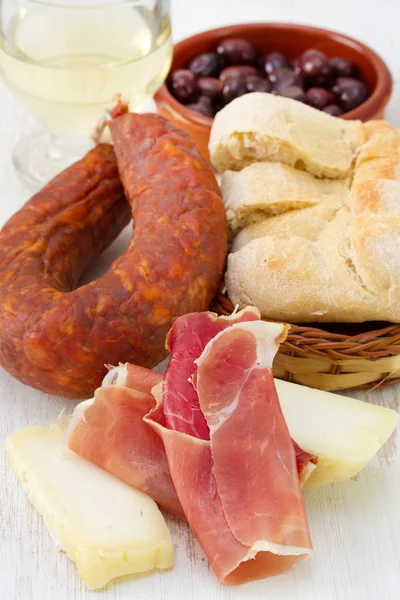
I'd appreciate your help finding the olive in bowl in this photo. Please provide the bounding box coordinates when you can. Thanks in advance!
[168,39,373,117]
[155,23,392,160]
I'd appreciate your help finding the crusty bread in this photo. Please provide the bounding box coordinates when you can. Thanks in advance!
[356,120,400,166]
[211,105,400,323]
[222,162,347,236]
[232,200,342,248]
[209,93,365,178]
[227,206,400,324]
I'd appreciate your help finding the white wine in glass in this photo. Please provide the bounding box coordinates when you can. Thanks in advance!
[0,0,172,187]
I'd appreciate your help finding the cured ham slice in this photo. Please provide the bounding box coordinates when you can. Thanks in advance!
[68,310,262,519]
[148,395,262,583]
[293,440,316,483]
[163,307,260,438]
[163,307,314,475]
[148,320,311,583]
[69,310,313,515]
[69,363,312,520]
[102,363,161,391]
[68,366,183,518]
[68,310,313,583]
[195,321,311,554]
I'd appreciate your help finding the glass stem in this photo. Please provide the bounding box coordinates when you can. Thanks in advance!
[46,134,91,162]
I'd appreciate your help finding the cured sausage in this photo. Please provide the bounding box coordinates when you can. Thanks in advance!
[0,114,227,398]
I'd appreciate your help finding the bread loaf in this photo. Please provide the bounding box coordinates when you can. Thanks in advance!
[210,94,400,323]
[222,162,347,237]
[232,199,342,248]
[209,93,364,178]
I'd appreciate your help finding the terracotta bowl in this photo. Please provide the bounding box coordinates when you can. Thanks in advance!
[154,23,392,160]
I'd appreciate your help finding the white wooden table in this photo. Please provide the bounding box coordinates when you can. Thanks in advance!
[1,1,400,599]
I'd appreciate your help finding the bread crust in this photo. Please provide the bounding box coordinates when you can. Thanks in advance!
[209,93,365,178]
[210,94,400,323]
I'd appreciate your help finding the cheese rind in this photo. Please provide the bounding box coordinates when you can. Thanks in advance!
[6,424,173,590]
[275,379,399,486]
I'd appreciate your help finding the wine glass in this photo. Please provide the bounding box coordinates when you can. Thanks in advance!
[0,0,172,187]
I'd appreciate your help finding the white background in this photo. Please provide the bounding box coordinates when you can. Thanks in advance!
[1,1,400,599]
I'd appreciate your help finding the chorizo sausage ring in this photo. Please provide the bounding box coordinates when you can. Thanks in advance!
[0,114,227,398]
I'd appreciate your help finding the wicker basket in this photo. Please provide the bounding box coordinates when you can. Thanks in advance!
[212,293,400,391]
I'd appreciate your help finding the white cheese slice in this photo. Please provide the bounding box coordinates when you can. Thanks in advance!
[275,379,399,487]
[6,423,173,590]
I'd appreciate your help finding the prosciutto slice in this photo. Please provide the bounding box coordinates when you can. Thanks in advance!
[162,306,260,438]
[102,362,162,391]
[148,319,312,583]
[163,307,314,477]
[195,321,311,554]
[68,309,313,584]
[68,365,183,518]
[68,309,262,517]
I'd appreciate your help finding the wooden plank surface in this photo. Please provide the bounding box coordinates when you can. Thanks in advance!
[1,1,400,598]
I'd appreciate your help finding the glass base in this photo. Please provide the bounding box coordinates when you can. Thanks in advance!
[13,130,91,189]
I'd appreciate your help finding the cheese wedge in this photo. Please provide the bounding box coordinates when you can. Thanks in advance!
[6,423,173,590]
[275,379,399,487]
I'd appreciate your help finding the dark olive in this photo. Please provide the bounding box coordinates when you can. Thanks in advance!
[332,76,365,96]
[269,67,305,91]
[323,104,344,116]
[181,39,369,116]
[245,75,271,93]
[263,51,290,75]
[197,77,223,99]
[338,81,369,111]
[197,95,217,116]
[186,102,214,117]
[299,49,332,83]
[256,52,266,71]
[170,69,198,103]
[306,87,335,110]
[188,52,223,78]
[220,65,259,83]
[291,57,302,73]
[329,57,357,78]
[216,37,258,66]
[313,72,335,88]
[278,86,307,103]
[222,78,249,105]
[197,95,213,107]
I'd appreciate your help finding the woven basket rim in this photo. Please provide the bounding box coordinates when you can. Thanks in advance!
[212,293,400,361]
